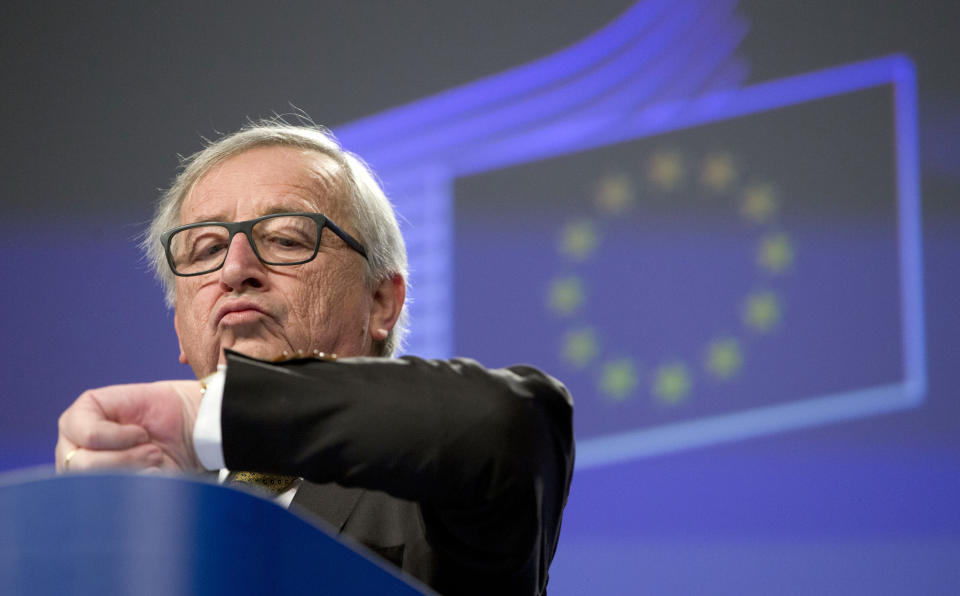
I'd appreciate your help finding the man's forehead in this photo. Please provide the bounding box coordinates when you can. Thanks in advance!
[180,146,346,223]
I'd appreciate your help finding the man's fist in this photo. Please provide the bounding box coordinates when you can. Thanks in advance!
[56,381,203,473]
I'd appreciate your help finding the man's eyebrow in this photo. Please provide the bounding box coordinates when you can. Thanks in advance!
[183,206,323,224]
[182,212,227,225]
[261,206,322,216]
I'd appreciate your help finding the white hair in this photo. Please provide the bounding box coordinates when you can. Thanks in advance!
[143,119,409,356]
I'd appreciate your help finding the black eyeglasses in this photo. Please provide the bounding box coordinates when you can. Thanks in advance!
[161,212,368,277]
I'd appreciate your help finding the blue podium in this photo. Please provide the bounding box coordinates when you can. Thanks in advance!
[0,470,433,595]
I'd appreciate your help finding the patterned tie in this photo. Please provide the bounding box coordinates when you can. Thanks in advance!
[228,471,297,495]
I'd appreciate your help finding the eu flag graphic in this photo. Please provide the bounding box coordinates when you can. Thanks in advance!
[454,82,919,463]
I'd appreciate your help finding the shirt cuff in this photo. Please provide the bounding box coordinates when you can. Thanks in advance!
[193,365,227,470]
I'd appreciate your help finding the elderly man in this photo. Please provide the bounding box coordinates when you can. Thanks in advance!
[55,122,574,596]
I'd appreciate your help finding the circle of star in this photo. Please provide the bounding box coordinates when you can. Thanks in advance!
[546,149,795,407]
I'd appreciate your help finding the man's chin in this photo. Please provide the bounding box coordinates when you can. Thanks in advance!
[219,340,290,363]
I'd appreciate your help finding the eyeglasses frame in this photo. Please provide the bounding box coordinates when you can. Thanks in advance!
[161,211,369,277]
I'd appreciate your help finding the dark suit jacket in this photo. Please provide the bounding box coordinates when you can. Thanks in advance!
[220,350,575,596]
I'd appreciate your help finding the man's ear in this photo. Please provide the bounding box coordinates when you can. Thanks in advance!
[174,311,189,365]
[369,273,405,342]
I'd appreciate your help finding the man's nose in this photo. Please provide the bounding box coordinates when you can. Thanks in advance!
[219,232,266,291]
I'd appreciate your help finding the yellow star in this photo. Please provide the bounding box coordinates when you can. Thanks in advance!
[743,291,781,333]
[594,172,635,214]
[647,150,684,192]
[599,358,639,401]
[547,276,585,316]
[562,327,598,368]
[758,233,794,274]
[700,153,737,192]
[741,183,778,224]
[559,220,598,262]
[653,362,691,404]
[705,337,743,380]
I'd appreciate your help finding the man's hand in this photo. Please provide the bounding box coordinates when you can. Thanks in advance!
[55,381,203,474]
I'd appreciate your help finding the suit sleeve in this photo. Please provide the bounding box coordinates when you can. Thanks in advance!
[220,349,574,581]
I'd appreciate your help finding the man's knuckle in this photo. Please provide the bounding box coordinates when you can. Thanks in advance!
[83,426,102,447]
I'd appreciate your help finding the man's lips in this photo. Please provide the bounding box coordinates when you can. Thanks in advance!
[215,301,269,326]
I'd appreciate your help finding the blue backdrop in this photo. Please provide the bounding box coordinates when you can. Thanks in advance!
[2,2,958,593]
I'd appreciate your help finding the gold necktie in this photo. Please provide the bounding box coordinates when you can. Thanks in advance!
[228,471,297,495]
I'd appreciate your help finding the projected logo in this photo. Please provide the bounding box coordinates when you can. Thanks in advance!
[548,150,794,410]
[335,1,924,468]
